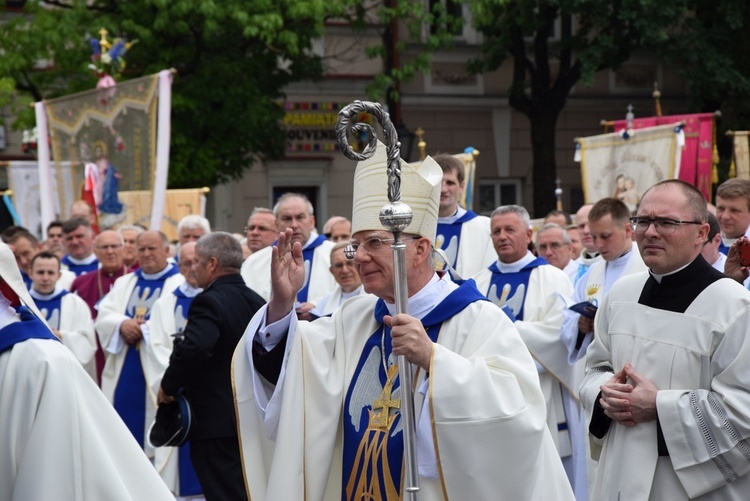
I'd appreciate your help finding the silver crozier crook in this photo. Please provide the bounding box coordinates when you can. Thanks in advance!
[335,100,420,499]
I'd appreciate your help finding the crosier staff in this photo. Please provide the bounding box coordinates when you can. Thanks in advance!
[335,100,420,499]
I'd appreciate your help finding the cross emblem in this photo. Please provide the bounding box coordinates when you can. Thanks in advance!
[370,365,401,430]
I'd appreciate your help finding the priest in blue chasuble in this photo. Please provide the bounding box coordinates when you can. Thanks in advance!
[471,204,585,499]
[95,230,184,456]
[233,143,573,500]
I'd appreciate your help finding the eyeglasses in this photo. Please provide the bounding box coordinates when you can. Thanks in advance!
[629,217,703,234]
[537,241,566,252]
[345,236,418,259]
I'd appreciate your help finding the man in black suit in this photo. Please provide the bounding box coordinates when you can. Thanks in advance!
[158,232,265,501]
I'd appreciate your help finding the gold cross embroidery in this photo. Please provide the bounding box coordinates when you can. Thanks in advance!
[370,365,401,430]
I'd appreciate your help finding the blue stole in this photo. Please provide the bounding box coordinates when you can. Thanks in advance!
[341,280,487,500]
[436,210,478,269]
[20,270,32,290]
[298,234,327,303]
[36,290,68,331]
[61,255,99,276]
[172,288,194,335]
[113,265,180,447]
[484,257,548,321]
[170,287,202,496]
[719,242,730,256]
[0,306,59,355]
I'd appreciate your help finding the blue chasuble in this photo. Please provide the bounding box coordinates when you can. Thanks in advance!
[0,306,59,355]
[61,255,99,276]
[35,290,68,330]
[483,257,548,321]
[20,270,32,290]
[170,287,202,497]
[298,234,327,303]
[172,288,193,335]
[341,280,488,500]
[113,265,180,447]
[436,210,478,269]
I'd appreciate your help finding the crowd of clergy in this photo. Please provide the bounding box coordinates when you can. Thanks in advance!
[4,152,750,500]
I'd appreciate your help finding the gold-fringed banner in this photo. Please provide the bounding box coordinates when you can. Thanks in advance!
[118,188,206,241]
[576,123,683,208]
[456,148,479,210]
[732,134,750,180]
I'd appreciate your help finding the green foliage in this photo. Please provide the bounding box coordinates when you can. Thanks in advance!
[0,0,329,187]
[462,0,750,215]
[337,0,458,104]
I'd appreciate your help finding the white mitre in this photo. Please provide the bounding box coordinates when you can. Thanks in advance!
[351,141,442,242]
[0,241,48,324]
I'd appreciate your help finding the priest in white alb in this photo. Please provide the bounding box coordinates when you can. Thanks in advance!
[233,141,574,500]
[0,241,174,501]
[433,154,495,278]
[581,180,750,499]
[471,205,583,497]
[240,193,335,317]
[95,230,184,455]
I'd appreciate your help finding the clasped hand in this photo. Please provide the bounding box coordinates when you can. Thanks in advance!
[599,363,658,426]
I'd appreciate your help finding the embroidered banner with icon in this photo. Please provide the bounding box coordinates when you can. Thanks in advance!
[576,123,683,207]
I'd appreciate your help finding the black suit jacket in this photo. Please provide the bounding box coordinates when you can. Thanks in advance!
[161,273,265,441]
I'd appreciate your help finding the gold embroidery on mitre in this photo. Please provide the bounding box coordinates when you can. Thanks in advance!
[345,364,401,501]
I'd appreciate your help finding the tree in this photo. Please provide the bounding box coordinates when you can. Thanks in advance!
[0,0,331,187]
[466,0,697,216]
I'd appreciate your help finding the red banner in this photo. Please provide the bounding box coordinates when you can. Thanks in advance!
[612,113,714,200]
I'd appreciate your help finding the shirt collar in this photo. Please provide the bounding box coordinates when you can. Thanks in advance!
[496,250,537,273]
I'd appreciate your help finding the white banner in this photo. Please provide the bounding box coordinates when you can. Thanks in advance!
[577,123,683,209]
[733,134,750,180]
[7,161,64,239]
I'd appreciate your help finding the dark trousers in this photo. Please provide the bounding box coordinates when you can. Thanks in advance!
[190,437,248,501]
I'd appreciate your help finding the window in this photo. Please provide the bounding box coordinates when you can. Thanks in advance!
[425,0,480,45]
[478,179,522,216]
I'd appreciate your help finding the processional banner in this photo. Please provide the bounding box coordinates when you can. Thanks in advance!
[457,147,478,210]
[731,134,750,180]
[5,160,52,238]
[34,70,172,237]
[576,123,683,208]
[118,188,206,241]
[611,113,714,200]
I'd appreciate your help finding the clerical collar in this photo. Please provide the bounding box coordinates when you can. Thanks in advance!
[649,260,694,284]
[341,285,363,301]
[496,251,537,273]
[438,206,467,224]
[29,285,65,300]
[178,281,203,297]
[140,262,176,280]
[0,293,19,330]
[65,253,97,265]
[383,272,458,320]
[302,231,320,250]
[581,249,600,259]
